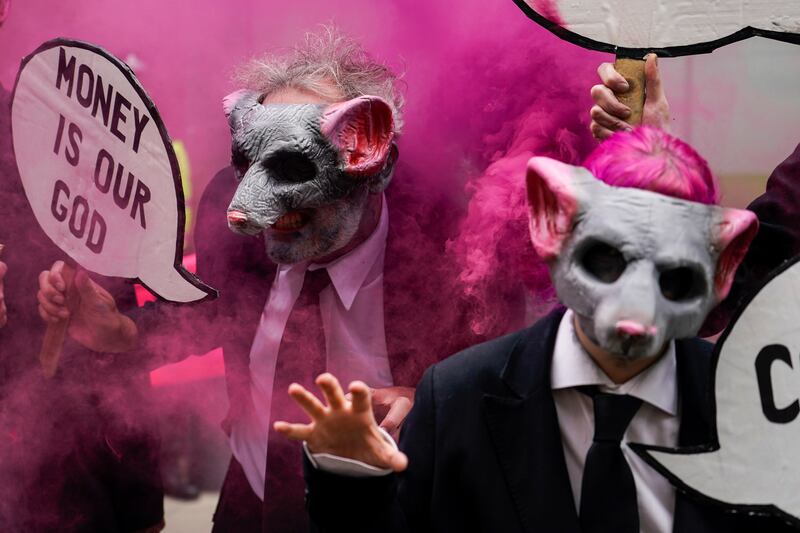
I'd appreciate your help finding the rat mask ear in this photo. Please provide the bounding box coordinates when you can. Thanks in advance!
[222,90,262,133]
[712,207,759,300]
[525,157,593,261]
[320,96,395,177]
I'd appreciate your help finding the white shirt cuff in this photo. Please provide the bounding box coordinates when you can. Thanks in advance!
[303,427,397,478]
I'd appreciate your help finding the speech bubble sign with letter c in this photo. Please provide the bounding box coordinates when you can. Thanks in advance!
[631,254,800,527]
[514,0,800,57]
[11,39,216,303]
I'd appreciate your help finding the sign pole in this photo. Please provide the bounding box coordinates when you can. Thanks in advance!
[614,57,646,126]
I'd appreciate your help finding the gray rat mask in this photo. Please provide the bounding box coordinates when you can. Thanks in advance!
[525,157,758,360]
[222,91,396,264]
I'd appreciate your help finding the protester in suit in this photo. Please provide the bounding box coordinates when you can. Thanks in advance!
[277,128,797,532]
[37,27,483,532]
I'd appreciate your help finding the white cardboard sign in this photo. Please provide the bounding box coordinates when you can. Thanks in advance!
[11,39,215,302]
[515,0,800,56]
[632,255,800,527]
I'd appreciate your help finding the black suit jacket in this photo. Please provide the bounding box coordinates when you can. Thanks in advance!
[305,309,795,532]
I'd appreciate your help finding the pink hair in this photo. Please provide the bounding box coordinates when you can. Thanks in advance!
[583,126,719,204]
[448,126,723,338]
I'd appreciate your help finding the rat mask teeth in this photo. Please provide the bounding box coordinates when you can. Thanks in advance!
[272,211,308,231]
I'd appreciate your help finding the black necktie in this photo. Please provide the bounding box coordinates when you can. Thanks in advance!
[263,268,330,532]
[579,388,643,533]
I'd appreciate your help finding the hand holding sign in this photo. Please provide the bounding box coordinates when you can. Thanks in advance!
[515,0,800,124]
[37,261,137,356]
[630,256,800,527]
[590,55,671,140]
[12,39,216,374]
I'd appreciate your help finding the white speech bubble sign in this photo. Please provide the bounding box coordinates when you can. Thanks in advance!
[515,0,800,56]
[630,255,800,526]
[11,39,216,303]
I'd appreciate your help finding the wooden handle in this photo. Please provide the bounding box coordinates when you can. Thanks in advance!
[39,263,76,378]
[614,57,646,126]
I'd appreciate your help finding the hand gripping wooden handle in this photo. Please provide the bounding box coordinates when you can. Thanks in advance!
[39,263,76,378]
[614,57,646,126]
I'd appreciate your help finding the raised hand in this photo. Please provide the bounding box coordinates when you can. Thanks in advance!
[274,373,409,472]
[37,260,137,352]
[590,53,670,140]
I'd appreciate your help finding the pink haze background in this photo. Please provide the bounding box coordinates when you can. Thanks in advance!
[0,0,602,334]
[0,1,598,525]
[2,1,798,528]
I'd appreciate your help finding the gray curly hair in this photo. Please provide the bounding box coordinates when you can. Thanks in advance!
[234,25,405,133]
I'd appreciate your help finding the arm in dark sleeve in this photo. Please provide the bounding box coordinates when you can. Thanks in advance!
[305,366,438,533]
[742,143,800,270]
[703,143,800,335]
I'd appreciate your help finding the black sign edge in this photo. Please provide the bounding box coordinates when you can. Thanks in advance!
[512,0,800,58]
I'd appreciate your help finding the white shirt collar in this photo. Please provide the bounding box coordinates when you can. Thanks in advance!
[280,194,389,311]
[550,309,678,416]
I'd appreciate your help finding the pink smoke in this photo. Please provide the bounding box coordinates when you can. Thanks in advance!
[0,1,608,527]
[442,29,598,337]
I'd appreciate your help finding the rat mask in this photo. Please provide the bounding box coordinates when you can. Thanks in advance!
[223,91,396,264]
[525,157,758,360]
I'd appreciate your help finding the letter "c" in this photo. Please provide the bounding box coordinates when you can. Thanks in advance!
[755,344,799,424]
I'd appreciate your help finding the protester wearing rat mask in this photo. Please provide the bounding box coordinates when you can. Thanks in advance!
[38,28,480,532]
[276,127,796,533]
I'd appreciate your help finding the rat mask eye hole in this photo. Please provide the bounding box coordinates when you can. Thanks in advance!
[659,266,705,302]
[579,241,627,283]
[231,149,250,181]
[264,151,317,183]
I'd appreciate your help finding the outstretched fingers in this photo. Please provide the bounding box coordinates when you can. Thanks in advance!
[348,381,372,413]
[288,383,326,420]
[273,421,314,441]
[317,373,346,410]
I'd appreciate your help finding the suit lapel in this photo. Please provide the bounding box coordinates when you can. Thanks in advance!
[483,308,580,533]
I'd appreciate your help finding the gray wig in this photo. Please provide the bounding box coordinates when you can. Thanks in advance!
[234,25,405,133]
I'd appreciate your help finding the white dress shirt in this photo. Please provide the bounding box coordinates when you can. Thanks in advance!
[230,197,394,500]
[552,310,679,533]
[311,308,681,533]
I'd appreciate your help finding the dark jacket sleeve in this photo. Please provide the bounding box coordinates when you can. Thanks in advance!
[305,365,438,533]
[703,143,800,335]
